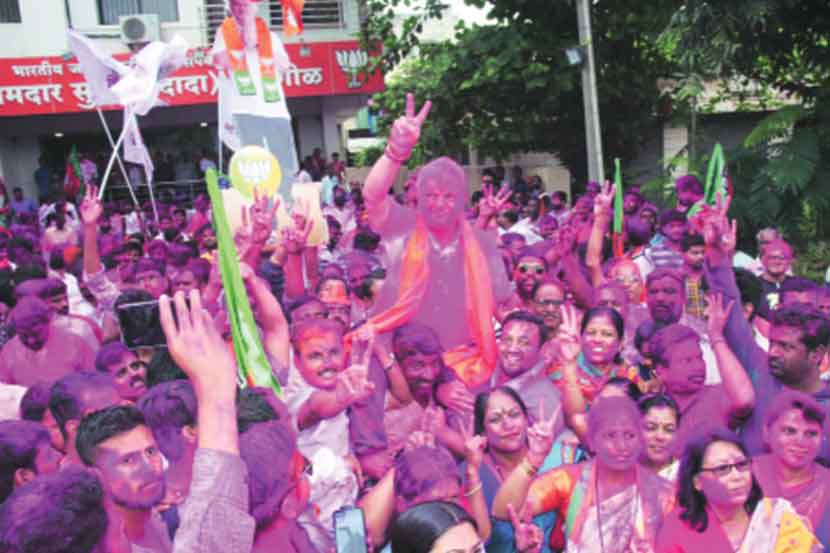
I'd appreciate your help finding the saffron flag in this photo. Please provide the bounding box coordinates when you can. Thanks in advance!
[282,0,305,36]
[67,30,128,107]
[205,168,281,397]
[612,158,624,258]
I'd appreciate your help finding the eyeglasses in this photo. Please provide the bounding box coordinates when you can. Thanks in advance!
[535,299,563,308]
[518,265,545,275]
[700,458,751,477]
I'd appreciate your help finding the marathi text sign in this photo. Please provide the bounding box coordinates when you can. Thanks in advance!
[0,40,383,117]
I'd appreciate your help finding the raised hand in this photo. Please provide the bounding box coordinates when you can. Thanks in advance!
[593,180,615,219]
[386,93,432,163]
[334,364,376,408]
[160,290,237,400]
[478,182,512,221]
[250,187,280,245]
[421,403,448,436]
[80,184,103,226]
[281,200,314,255]
[556,304,582,363]
[705,292,734,340]
[460,417,487,470]
[508,503,543,553]
[351,323,376,369]
[405,430,436,452]
[526,402,560,469]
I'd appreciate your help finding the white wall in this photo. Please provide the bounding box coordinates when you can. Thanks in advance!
[0,136,40,201]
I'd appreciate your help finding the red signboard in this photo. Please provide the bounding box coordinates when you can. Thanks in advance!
[0,40,384,117]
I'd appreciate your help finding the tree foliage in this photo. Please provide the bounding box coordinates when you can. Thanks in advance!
[360,0,681,183]
[661,0,830,248]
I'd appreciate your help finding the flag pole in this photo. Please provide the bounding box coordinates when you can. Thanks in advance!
[95,107,142,211]
[98,106,133,200]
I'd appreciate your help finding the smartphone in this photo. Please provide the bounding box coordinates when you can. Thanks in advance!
[116,300,168,349]
[334,506,368,553]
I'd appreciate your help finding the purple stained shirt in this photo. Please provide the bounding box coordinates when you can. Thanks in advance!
[371,201,511,351]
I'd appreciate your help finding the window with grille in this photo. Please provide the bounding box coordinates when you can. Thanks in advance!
[0,0,21,23]
[269,0,343,29]
[98,0,179,25]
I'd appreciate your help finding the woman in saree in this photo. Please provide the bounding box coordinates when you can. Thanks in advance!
[465,386,561,553]
[493,396,675,553]
[752,390,830,548]
[656,428,822,553]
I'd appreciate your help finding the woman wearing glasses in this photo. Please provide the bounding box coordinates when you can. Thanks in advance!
[656,428,821,552]
[752,390,830,548]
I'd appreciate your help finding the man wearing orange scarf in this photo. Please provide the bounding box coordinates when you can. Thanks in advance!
[361,94,511,393]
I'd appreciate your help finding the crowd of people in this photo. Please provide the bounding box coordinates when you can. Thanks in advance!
[0,92,829,553]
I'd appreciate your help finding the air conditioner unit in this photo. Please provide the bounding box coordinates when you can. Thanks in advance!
[119,14,160,44]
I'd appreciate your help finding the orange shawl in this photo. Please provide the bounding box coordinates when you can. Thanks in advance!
[220,16,280,102]
[351,217,497,387]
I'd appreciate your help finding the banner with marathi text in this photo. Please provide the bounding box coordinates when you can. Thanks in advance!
[0,40,383,117]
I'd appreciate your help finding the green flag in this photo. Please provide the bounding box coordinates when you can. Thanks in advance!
[612,158,624,257]
[205,169,281,397]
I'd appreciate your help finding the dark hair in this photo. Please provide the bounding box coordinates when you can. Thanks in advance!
[0,466,108,553]
[239,420,297,529]
[734,269,763,321]
[771,303,829,352]
[0,421,50,504]
[637,393,681,425]
[580,306,625,342]
[780,277,819,297]
[137,380,196,462]
[677,429,762,532]
[353,231,381,253]
[658,209,687,229]
[394,446,459,504]
[146,348,188,387]
[19,382,51,422]
[237,388,289,433]
[501,210,519,226]
[94,341,132,373]
[392,322,445,362]
[390,501,477,553]
[49,372,116,440]
[649,323,700,369]
[474,386,528,436]
[675,175,703,194]
[603,377,643,402]
[502,310,549,346]
[553,191,567,202]
[634,319,658,354]
[285,294,324,325]
[764,389,826,429]
[625,217,654,247]
[75,405,147,466]
[681,232,705,252]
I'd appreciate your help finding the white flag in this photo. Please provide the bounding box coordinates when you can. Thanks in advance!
[218,77,242,151]
[111,35,189,116]
[123,113,154,184]
[67,30,128,107]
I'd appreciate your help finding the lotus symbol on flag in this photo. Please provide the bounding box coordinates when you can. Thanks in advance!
[335,49,369,88]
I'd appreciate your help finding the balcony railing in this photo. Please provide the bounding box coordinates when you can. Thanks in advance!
[203,0,344,46]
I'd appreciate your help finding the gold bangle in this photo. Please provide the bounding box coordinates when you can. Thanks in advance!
[465,482,483,497]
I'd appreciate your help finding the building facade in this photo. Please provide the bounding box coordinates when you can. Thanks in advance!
[0,0,382,201]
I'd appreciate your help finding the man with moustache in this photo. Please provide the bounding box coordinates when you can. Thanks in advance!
[499,252,548,320]
[95,341,149,403]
